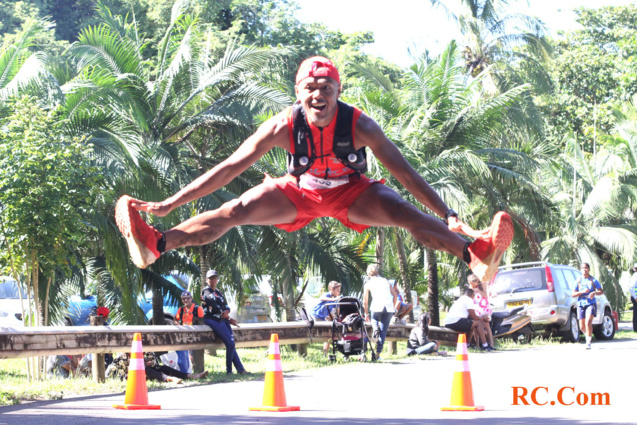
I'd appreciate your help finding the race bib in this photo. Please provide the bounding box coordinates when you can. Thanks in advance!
[299,174,349,190]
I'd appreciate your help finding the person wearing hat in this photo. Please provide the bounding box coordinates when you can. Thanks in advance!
[630,263,637,332]
[175,289,205,373]
[201,270,247,375]
[116,56,513,286]
[175,290,204,326]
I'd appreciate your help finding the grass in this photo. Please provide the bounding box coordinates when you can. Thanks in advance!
[2,316,635,406]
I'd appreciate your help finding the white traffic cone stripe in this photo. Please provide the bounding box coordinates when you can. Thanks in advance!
[265,359,283,372]
[128,358,145,371]
[456,361,471,372]
[132,341,143,353]
[457,342,467,355]
[269,343,280,355]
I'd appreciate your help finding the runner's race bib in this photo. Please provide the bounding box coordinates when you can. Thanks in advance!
[299,174,349,190]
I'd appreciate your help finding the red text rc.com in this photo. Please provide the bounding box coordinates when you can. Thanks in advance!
[512,387,610,406]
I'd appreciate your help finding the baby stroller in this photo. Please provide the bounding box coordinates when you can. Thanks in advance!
[328,296,376,362]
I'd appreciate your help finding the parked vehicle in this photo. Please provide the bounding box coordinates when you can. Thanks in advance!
[237,293,272,323]
[489,261,616,342]
[64,294,99,326]
[0,277,26,327]
[64,273,187,326]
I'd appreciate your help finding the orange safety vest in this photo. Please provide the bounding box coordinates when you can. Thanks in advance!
[176,304,204,325]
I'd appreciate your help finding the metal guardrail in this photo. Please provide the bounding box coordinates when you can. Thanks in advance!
[0,322,459,360]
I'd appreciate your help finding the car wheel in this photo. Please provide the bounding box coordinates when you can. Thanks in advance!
[593,310,615,340]
[63,317,73,326]
[562,311,580,343]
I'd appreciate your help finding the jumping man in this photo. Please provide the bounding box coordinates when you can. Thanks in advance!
[115,57,514,283]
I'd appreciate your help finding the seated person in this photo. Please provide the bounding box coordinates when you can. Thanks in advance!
[106,352,208,383]
[312,281,343,355]
[46,355,79,379]
[407,312,447,356]
[444,288,494,352]
[391,281,413,324]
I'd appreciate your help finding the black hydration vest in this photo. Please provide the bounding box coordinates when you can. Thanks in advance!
[287,100,368,177]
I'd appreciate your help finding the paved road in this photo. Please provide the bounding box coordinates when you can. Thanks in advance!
[1,331,634,425]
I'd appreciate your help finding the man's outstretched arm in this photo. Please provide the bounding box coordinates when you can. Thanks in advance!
[131,112,290,216]
[355,113,483,237]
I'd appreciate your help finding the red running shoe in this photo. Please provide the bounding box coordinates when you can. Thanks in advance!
[115,195,161,269]
[468,211,514,283]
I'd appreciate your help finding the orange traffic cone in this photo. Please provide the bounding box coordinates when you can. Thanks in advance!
[249,333,300,412]
[441,333,484,411]
[113,333,161,410]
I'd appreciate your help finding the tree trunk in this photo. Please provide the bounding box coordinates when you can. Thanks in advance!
[44,276,52,326]
[197,245,210,303]
[426,248,440,327]
[376,228,385,273]
[152,282,165,325]
[395,232,414,323]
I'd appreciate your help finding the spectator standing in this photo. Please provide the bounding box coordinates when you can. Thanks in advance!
[201,269,247,374]
[572,263,603,349]
[175,290,204,372]
[363,264,399,360]
[444,288,493,351]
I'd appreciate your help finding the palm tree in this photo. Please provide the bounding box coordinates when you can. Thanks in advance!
[60,0,291,321]
[428,0,553,94]
[0,18,60,109]
[348,40,549,324]
[541,115,637,311]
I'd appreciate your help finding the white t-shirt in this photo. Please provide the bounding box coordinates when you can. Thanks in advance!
[444,295,476,325]
[365,276,396,313]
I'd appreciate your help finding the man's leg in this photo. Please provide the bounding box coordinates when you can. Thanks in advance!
[584,307,595,348]
[348,184,512,282]
[372,311,393,357]
[205,318,245,373]
[471,320,487,347]
[398,303,413,320]
[165,180,297,251]
[483,318,495,346]
[348,184,467,257]
[117,180,298,268]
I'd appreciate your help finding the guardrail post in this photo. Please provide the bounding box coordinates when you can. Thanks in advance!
[89,315,106,383]
[191,317,205,372]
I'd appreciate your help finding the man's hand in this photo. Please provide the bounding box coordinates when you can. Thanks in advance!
[447,216,490,239]
[130,198,175,217]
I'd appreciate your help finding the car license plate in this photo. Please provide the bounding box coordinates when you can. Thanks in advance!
[507,299,532,308]
[257,315,268,322]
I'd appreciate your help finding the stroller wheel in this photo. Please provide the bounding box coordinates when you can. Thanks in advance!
[329,354,336,362]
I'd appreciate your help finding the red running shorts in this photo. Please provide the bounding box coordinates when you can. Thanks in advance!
[268,173,384,233]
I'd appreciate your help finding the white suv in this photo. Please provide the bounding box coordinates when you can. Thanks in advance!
[489,262,616,342]
[0,277,27,327]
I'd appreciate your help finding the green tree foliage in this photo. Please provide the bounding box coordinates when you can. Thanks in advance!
[0,96,101,325]
[542,5,637,151]
[429,0,552,94]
